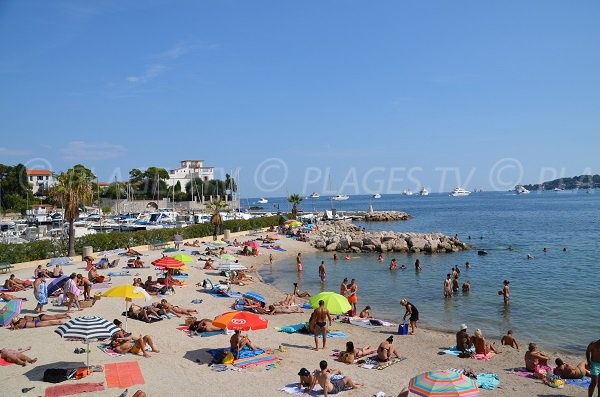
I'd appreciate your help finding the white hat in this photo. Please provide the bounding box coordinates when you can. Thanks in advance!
[460,323,468,330]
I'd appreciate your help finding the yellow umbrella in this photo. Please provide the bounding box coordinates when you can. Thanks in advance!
[102,285,151,331]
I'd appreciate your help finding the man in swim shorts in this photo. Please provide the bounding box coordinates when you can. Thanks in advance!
[587,339,600,396]
[319,261,326,282]
[306,360,361,395]
[553,358,590,379]
[347,279,358,315]
[312,300,332,351]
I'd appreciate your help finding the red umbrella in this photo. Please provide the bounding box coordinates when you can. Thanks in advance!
[212,311,268,331]
[243,241,260,249]
[151,257,185,269]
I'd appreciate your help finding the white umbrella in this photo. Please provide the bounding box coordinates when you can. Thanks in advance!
[217,263,248,271]
[55,316,119,367]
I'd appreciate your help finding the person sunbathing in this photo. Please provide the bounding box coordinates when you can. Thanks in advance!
[34,265,49,279]
[87,267,109,284]
[339,341,376,364]
[144,276,159,293]
[128,257,145,268]
[184,240,201,247]
[189,318,221,333]
[377,336,401,361]
[359,306,372,318]
[22,313,70,321]
[51,265,63,278]
[472,329,499,355]
[307,360,361,395]
[124,246,142,257]
[158,299,198,316]
[166,275,185,286]
[203,259,216,270]
[132,278,144,287]
[112,334,159,357]
[0,292,25,301]
[251,304,302,315]
[501,330,519,350]
[553,358,590,379]
[525,343,550,371]
[230,330,258,357]
[274,294,296,307]
[127,304,159,323]
[293,283,310,298]
[0,346,37,366]
[4,275,25,291]
[10,316,64,329]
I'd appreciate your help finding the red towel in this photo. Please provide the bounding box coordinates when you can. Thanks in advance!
[45,382,104,397]
[105,361,145,388]
[0,357,14,366]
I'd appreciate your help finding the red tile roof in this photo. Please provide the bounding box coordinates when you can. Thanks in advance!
[26,169,52,176]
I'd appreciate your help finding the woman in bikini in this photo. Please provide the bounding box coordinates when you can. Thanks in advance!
[158,299,198,316]
[0,346,37,366]
[339,341,376,364]
[189,318,221,333]
[10,316,65,330]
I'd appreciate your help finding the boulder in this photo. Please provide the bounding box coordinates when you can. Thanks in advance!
[393,239,409,252]
[363,244,376,252]
[325,243,338,252]
[349,240,363,249]
[408,237,428,251]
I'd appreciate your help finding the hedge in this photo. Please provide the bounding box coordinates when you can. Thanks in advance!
[0,216,279,264]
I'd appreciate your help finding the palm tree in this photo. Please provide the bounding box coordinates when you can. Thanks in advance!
[49,164,95,256]
[287,194,303,217]
[205,198,228,240]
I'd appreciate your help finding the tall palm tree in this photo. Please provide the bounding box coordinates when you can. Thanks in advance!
[287,194,303,217]
[49,164,95,256]
[205,198,228,240]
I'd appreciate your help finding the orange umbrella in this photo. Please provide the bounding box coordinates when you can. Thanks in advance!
[213,311,268,331]
[151,257,185,269]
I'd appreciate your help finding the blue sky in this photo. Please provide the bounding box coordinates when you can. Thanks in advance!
[1,1,599,196]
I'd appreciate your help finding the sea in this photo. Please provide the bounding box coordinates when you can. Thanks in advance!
[256,191,600,353]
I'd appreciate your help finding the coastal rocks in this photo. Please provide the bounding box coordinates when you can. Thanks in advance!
[363,211,411,222]
[309,221,469,254]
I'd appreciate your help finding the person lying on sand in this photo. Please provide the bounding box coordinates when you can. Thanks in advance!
[0,346,37,366]
[127,257,145,268]
[184,240,201,247]
[525,343,550,372]
[0,292,25,301]
[203,259,216,270]
[553,357,590,379]
[4,275,25,291]
[338,341,376,364]
[112,334,159,357]
[306,360,362,395]
[501,330,519,350]
[157,299,198,316]
[189,318,221,333]
[127,303,161,323]
[250,304,302,315]
[124,246,142,257]
[377,336,401,361]
[293,282,310,298]
[10,316,64,330]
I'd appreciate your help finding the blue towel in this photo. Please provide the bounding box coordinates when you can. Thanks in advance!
[301,302,313,309]
[443,347,474,356]
[565,376,591,388]
[476,373,500,390]
[208,346,265,359]
[278,323,306,333]
[108,271,129,276]
[200,330,226,337]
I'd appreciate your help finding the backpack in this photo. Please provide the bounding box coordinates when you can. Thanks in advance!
[43,368,69,383]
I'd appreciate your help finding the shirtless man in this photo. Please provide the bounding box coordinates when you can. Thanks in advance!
[524,343,550,372]
[51,265,63,278]
[319,261,326,282]
[0,292,23,301]
[587,339,600,396]
[76,274,92,300]
[377,336,401,361]
[189,318,221,333]
[553,358,590,379]
[501,330,519,350]
[313,300,332,351]
[306,360,361,396]
[0,346,37,366]
[113,334,159,357]
[230,330,258,357]
[443,274,453,297]
[389,259,398,270]
[456,324,472,353]
[4,274,25,291]
[415,259,421,271]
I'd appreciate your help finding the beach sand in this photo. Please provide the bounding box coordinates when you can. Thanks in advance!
[0,234,588,397]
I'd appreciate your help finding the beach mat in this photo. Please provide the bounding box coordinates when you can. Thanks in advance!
[45,382,105,397]
[176,326,229,337]
[0,357,14,366]
[280,375,345,395]
[442,347,474,356]
[359,355,406,370]
[98,343,151,357]
[565,376,592,388]
[105,361,145,388]
[233,352,278,368]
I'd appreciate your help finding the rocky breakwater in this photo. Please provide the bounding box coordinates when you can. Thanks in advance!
[362,211,411,221]
[310,221,470,254]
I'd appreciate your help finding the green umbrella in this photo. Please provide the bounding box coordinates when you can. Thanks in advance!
[171,254,193,263]
[309,292,351,314]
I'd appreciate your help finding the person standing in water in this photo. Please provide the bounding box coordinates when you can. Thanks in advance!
[347,279,358,315]
[503,280,510,305]
[296,253,302,274]
[444,274,453,297]
[415,259,421,271]
[318,261,326,282]
[340,278,348,297]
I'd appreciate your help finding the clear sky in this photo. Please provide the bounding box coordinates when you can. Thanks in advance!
[1,1,599,196]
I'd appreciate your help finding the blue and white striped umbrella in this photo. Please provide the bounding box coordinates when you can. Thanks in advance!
[242,291,266,304]
[55,316,119,341]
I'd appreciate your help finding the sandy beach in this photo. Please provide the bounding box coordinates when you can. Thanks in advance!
[0,232,588,397]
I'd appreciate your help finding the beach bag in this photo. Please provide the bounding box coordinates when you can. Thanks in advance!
[222,352,234,364]
[398,323,408,335]
[43,368,69,383]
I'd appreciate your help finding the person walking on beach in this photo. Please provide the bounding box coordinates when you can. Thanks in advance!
[340,278,348,297]
[63,273,82,313]
[400,298,419,335]
[444,274,453,297]
[33,273,48,313]
[586,339,600,396]
[319,261,326,282]
[296,253,303,274]
[502,280,510,305]
[347,279,358,315]
[313,300,332,351]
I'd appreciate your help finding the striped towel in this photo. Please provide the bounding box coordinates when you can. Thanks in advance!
[233,353,278,368]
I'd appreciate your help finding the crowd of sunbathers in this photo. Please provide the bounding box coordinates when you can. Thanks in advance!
[126,300,198,323]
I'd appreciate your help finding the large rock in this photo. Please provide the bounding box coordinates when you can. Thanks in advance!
[314,239,326,249]
[337,239,349,250]
[349,240,363,249]
[408,237,428,251]
[393,239,409,252]
[325,243,338,252]
[363,244,376,252]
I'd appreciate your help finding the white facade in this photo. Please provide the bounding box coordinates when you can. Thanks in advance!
[27,170,55,195]
[167,160,214,187]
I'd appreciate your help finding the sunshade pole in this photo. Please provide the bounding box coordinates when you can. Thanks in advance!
[125,300,128,332]
[86,339,90,368]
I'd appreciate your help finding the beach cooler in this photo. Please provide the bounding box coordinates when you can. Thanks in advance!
[398,323,408,335]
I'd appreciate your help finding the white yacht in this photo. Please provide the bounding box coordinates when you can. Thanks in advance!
[332,194,349,201]
[257,198,268,204]
[553,187,564,192]
[402,189,413,196]
[372,193,382,199]
[450,187,471,197]
[309,192,320,199]
[515,185,530,194]
[419,188,429,196]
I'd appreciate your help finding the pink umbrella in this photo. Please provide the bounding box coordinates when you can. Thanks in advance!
[243,241,260,249]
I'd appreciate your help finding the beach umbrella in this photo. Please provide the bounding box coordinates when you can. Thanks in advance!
[55,316,119,368]
[151,257,185,269]
[242,291,266,304]
[213,311,268,331]
[216,263,247,271]
[0,299,23,327]
[101,285,151,331]
[171,254,193,263]
[243,241,260,249]
[409,370,479,397]
[309,292,351,314]
[47,275,69,296]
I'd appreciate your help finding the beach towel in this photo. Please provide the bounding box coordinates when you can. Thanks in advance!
[105,361,145,388]
[348,318,397,328]
[280,375,345,395]
[233,352,278,368]
[476,373,500,390]
[565,376,592,388]
[176,326,230,337]
[473,352,495,361]
[359,355,407,370]
[442,347,475,356]
[98,343,151,357]
[276,323,347,338]
[0,357,14,366]
[45,382,105,397]
[107,271,129,277]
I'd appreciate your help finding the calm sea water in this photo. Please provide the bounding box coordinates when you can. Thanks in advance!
[258,191,600,353]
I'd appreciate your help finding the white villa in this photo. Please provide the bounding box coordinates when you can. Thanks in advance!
[167,160,214,187]
[27,169,55,196]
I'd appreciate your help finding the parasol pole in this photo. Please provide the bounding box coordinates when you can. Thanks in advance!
[86,339,90,368]
[125,298,131,332]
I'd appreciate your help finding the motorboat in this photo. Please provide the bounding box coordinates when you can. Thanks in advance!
[419,188,429,196]
[332,195,349,201]
[450,187,471,197]
[515,185,530,194]
[257,198,268,204]
[402,189,413,196]
[553,187,564,192]
[309,192,320,199]
[372,193,382,199]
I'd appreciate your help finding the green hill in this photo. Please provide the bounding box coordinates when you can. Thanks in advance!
[522,174,600,191]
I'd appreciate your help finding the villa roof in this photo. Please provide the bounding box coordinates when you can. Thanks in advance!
[26,169,52,176]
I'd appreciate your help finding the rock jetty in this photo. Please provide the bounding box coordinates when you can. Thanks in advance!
[362,211,411,222]
[309,221,470,254]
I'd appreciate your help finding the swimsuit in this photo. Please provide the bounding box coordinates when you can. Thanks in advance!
[591,361,600,376]
[316,321,327,328]
[407,302,419,321]
[330,378,346,394]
